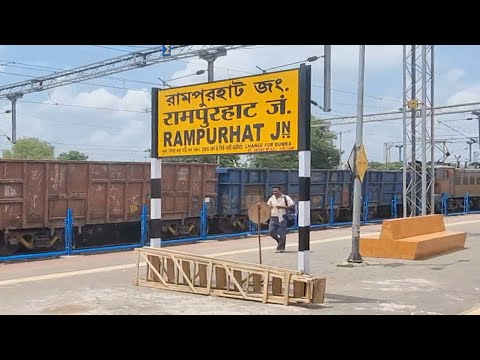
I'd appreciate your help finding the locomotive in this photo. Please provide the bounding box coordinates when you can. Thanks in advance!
[434,165,480,214]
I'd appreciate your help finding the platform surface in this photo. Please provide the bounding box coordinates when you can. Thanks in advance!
[1,214,479,315]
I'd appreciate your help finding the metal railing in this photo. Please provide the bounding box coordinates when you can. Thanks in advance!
[12,191,480,262]
[0,205,148,262]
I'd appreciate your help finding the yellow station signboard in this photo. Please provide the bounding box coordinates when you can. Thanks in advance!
[153,69,300,158]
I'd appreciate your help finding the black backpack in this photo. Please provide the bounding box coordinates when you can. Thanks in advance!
[283,195,295,221]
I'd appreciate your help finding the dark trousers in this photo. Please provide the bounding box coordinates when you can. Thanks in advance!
[269,216,287,251]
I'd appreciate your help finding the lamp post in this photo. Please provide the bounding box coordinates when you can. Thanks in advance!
[467,140,475,162]
[395,144,404,162]
[469,111,480,150]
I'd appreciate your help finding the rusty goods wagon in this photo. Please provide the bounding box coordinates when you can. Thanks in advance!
[160,162,218,238]
[0,160,217,255]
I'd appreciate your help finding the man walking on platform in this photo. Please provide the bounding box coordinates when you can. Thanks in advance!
[267,185,295,253]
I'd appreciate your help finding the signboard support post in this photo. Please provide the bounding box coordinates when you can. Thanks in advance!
[257,203,262,264]
[298,64,312,274]
[150,91,162,248]
[248,202,270,265]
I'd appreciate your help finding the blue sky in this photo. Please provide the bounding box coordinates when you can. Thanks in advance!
[0,45,479,165]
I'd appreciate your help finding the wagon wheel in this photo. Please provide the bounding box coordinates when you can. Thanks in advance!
[186,222,201,237]
[52,230,66,251]
[217,217,234,233]
[163,224,179,238]
[233,216,248,231]
[0,234,20,256]
[311,210,324,225]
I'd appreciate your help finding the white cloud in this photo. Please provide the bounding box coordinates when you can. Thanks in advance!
[446,84,480,105]
[86,119,146,147]
[444,68,466,83]
[49,86,150,115]
[333,45,402,70]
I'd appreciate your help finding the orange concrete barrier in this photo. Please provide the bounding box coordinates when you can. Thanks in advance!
[360,214,467,260]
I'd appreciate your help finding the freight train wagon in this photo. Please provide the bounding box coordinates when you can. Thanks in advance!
[0,159,405,255]
[0,160,217,255]
[215,167,403,231]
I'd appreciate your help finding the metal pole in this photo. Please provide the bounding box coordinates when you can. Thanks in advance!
[257,203,262,264]
[150,88,162,250]
[199,49,226,165]
[478,115,480,150]
[411,46,417,216]
[11,98,16,144]
[338,131,342,169]
[150,158,162,248]
[298,64,312,274]
[206,60,216,164]
[421,46,427,216]
[199,47,226,82]
[469,142,473,162]
[430,46,435,213]
[348,45,365,264]
[207,60,214,82]
[323,45,332,112]
[402,46,408,218]
[7,94,22,144]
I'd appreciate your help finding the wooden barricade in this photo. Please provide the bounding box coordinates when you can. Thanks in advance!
[134,247,326,306]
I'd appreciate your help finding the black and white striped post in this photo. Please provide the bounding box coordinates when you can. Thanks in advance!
[298,64,312,273]
[150,158,162,247]
[150,89,162,248]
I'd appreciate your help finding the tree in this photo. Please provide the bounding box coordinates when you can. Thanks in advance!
[217,155,242,167]
[310,120,340,169]
[57,150,89,161]
[2,137,55,160]
[247,152,298,169]
[248,116,340,169]
[144,149,242,167]
[168,155,242,167]
[369,161,402,170]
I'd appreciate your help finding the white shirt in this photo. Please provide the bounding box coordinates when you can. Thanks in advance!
[267,194,294,218]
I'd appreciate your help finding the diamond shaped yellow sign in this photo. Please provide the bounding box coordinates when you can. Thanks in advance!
[355,144,368,182]
[407,99,419,110]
